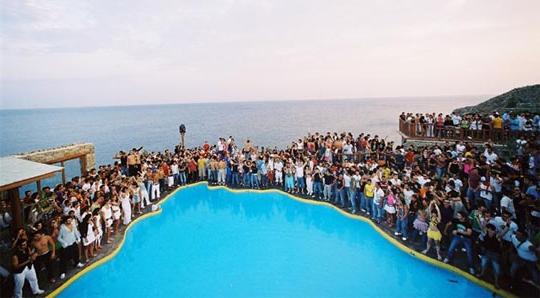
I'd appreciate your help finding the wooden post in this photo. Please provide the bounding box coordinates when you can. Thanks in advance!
[8,187,23,231]
[80,156,87,176]
[61,161,66,184]
[36,180,42,195]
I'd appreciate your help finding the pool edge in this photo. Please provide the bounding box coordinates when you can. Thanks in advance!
[47,181,513,298]
[45,181,206,298]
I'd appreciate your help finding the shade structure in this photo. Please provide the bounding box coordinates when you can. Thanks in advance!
[0,156,63,192]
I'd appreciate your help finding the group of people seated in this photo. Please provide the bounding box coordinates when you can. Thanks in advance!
[0,119,539,297]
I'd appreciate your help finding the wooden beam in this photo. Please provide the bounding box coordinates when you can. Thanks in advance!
[43,152,90,165]
[0,171,60,192]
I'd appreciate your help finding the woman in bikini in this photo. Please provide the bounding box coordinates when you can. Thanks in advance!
[422,200,443,260]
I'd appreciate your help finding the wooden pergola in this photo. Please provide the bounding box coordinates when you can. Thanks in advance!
[0,157,63,230]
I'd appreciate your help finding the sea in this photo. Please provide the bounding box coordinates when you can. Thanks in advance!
[0,96,483,189]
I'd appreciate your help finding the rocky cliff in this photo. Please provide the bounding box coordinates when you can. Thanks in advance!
[453,84,540,114]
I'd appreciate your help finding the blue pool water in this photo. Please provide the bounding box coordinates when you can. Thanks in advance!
[59,184,491,297]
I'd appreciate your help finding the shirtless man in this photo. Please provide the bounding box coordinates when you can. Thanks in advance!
[32,230,56,282]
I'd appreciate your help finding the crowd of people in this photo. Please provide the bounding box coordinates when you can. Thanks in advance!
[400,111,540,142]
[1,123,539,297]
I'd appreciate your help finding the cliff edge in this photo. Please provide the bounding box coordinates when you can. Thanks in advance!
[453,84,540,114]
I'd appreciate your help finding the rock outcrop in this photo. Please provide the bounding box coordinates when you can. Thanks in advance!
[453,84,540,114]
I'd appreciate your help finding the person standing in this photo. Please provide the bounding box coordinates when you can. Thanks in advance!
[80,214,96,263]
[422,200,443,260]
[372,183,385,223]
[274,158,284,186]
[295,160,306,194]
[444,211,475,274]
[57,216,83,279]
[312,169,323,199]
[476,223,501,288]
[395,198,409,241]
[510,229,539,289]
[218,158,227,185]
[363,179,375,215]
[31,230,56,283]
[12,240,44,298]
[138,177,151,209]
[323,170,335,202]
[335,174,345,207]
[120,187,132,226]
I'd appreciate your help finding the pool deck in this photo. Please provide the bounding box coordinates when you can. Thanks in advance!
[35,182,536,298]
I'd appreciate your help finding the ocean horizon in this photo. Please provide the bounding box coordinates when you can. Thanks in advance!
[0,96,483,186]
[0,94,491,111]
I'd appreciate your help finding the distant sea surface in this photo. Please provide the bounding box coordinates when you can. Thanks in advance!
[0,97,483,185]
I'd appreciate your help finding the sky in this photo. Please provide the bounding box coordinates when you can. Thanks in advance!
[1,0,539,109]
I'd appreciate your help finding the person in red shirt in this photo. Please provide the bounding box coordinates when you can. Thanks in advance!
[405,149,415,166]
[467,166,481,206]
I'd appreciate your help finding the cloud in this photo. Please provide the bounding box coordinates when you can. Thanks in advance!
[6,0,96,32]
[1,0,540,109]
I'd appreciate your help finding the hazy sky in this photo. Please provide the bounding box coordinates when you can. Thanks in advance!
[1,0,539,109]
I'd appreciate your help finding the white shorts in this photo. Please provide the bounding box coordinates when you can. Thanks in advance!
[384,205,396,214]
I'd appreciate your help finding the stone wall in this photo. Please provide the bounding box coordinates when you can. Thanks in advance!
[13,143,96,172]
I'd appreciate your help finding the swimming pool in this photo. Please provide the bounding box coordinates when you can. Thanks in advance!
[57,183,493,297]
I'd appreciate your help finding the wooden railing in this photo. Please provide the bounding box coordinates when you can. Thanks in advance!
[398,119,514,144]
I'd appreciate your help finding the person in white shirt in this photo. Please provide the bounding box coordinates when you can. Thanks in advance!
[402,184,414,206]
[483,147,498,165]
[510,230,539,287]
[294,160,306,194]
[500,191,516,219]
[296,139,304,151]
[415,175,431,187]
[449,177,463,192]
[343,171,356,212]
[478,177,493,209]
[343,142,354,161]
[306,173,314,196]
[58,216,84,279]
[274,159,284,186]
[373,184,385,223]
[171,161,179,185]
[492,211,518,242]
[217,138,225,153]
[81,179,91,192]
[490,175,503,206]
[455,142,466,154]
[451,113,462,126]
